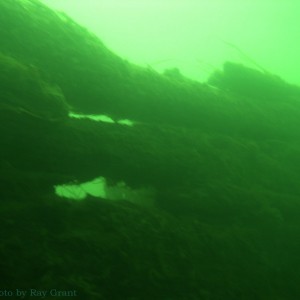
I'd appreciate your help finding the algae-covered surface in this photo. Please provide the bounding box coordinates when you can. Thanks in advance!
[1,0,300,299]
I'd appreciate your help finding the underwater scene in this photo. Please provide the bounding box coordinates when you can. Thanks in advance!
[1,0,300,299]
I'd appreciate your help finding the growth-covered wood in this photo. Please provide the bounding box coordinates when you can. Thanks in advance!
[1,0,300,299]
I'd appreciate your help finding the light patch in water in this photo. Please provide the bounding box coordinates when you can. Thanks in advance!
[69,112,135,126]
[55,177,106,200]
[55,177,154,207]
[69,112,114,123]
[117,119,135,126]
